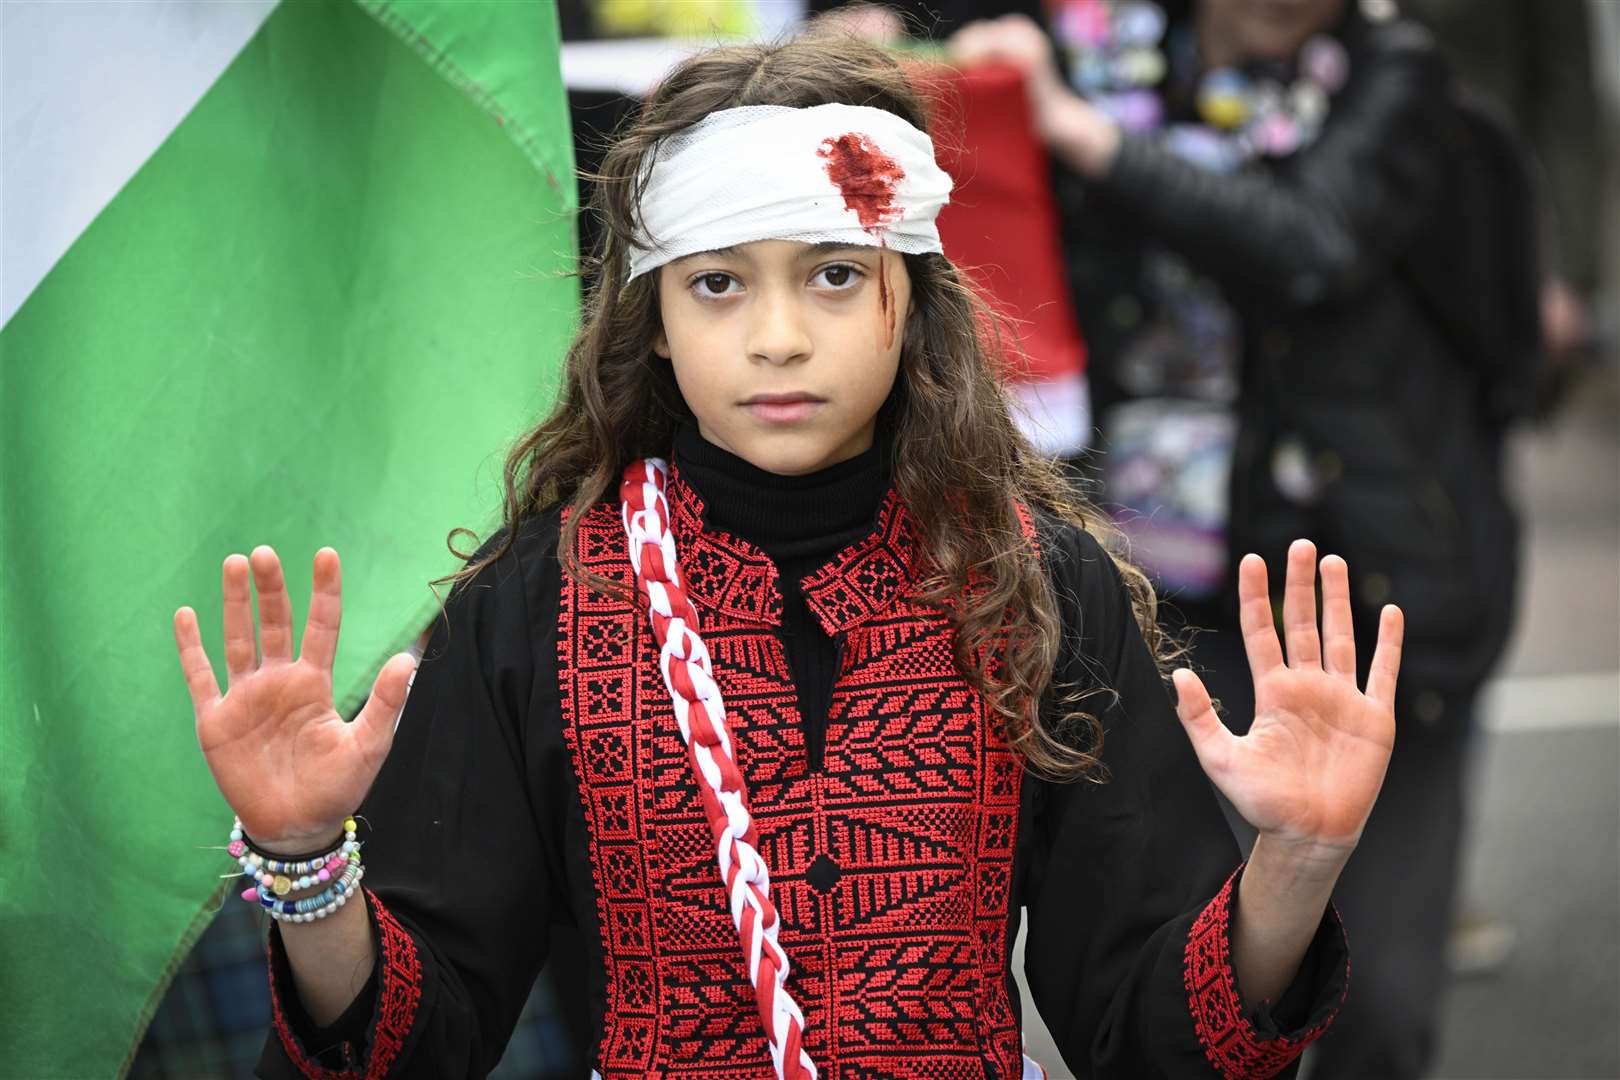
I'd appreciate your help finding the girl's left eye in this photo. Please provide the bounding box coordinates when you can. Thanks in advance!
[814,263,863,289]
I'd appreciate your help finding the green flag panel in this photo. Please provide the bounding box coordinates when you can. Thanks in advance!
[0,1,576,1074]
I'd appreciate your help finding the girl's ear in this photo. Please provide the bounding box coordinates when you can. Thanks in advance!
[652,330,671,359]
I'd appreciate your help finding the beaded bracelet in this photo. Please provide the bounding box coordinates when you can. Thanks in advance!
[240,844,361,899]
[261,863,366,924]
[229,816,357,871]
[255,856,361,913]
[250,854,360,904]
[290,869,364,924]
[230,817,361,899]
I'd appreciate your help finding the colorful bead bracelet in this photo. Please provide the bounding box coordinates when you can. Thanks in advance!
[240,844,361,899]
[229,816,358,874]
[261,864,365,924]
[257,859,361,914]
[229,817,360,898]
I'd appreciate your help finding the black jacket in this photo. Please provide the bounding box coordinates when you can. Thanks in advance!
[1067,19,1524,715]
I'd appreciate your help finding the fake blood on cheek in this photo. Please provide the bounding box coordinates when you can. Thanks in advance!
[877,259,893,350]
[818,132,905,350]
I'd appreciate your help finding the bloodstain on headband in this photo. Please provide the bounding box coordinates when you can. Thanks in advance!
[627,103,953,282]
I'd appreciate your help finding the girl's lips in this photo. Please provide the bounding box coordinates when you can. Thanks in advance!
[742,399,824,423]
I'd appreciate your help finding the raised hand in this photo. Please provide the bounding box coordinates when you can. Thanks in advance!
[947,14,1121,175]
[948,14,1072,119]
[948,14,1061,88]
[1173,540,1404,855]
[174,547,417,853]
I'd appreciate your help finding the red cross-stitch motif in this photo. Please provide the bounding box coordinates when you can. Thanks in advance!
[1184,869,1339,1079]
[560,468,1026,1078]
[267,889,422,1079]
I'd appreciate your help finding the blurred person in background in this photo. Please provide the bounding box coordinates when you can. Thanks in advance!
[1405,0,1609,411]
[951,1,1539,1077]
[1384,0,1613,986]
[805,0,1043,41]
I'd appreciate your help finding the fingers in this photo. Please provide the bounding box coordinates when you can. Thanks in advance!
[1281,539,1322,669]
[173,606,221,713]
[354,652,418,753]
[1319,554,1356,680]
[300,548,342,672]
[1365,604,1405,710]
[1237,553,1285,681]
[222,554,256,686]
[948,14,1044,69]
[947,21,995,65]
[1172,668,1232,779]
[251,546,295,663]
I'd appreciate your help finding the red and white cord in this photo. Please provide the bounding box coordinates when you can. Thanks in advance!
[620,459,816,1080]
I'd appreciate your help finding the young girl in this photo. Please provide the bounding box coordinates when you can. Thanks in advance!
[174,32,1403,1080]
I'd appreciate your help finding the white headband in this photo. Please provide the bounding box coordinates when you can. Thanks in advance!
[626,103,953,282]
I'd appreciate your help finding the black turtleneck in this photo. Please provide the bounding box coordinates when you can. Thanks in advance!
[673,424,891,770]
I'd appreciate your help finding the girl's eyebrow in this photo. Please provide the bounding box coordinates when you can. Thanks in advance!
[670,241,873,266]
[801,241,871,258]
[671,246,741,265]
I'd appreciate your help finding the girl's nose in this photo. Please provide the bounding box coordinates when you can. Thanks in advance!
[746,289,813,366]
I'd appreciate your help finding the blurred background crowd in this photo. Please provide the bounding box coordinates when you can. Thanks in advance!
[129,1,1616,1077]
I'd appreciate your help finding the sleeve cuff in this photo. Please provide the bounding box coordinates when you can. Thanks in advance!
[1091,132,1154,194]
[265,888,425,1078]
[1182,865,1349,1079]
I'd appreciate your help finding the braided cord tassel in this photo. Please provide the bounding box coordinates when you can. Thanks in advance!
[620,459,816,1080]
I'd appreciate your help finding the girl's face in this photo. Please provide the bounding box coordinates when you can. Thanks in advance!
[654,239,911,476]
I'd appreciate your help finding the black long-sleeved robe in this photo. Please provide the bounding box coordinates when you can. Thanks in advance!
[256,442,1346,1079]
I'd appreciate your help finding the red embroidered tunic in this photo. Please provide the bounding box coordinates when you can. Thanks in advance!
[257,439,1347,1079]
[563,476,1027,1075]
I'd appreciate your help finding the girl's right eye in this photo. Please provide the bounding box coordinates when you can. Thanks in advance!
[690,272,739,298]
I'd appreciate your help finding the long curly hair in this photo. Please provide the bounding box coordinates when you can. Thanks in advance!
[453,32,1172,781]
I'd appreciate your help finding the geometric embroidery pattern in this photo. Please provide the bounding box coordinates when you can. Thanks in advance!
[1183,869,1335,1079]
[267,888,422,1080]
[560,469,1025,1077]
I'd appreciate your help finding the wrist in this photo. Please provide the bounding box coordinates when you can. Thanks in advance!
[231,814,364,924]
[1037,91,1120,178]
[237,816,355,860]
[250,829,347,859]
[1249,831,1354,887]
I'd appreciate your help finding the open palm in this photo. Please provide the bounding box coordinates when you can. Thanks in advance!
[1174,540,1404,852]
[174,547,416,852]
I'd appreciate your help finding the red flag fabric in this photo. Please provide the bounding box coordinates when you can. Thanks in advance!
[925,62,1088,386]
